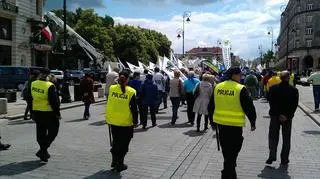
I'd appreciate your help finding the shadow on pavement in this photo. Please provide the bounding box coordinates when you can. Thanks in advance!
[180,109,188,112]
[263,116,270,119]
[183,130,205,137]
[65,118,87,123]
[157,122,191,129]
[83,170,121,179]
[303,130,320,135]
[156,111,166,114]
[257,165,291,179]
[156,116,172,120]
[8,120,35,125]
[134,126,152,133]
[89,120,106,126]
[93,102,107,106]
[0,160,45,176]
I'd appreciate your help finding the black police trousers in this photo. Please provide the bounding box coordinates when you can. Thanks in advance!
[218,125,243,179]
[268,116,292,162]
[110,125,133,159]
[33,111,60,150]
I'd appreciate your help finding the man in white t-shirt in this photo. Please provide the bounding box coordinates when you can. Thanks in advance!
[153,67,165,113]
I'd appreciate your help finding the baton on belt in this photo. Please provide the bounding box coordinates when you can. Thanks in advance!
[215,124,220,151]
[108,124,113,147]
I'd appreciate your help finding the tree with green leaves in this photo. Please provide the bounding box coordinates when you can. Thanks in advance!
[47,8,171,69]
[262,50,276,68]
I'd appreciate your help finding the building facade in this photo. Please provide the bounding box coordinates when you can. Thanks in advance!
[186,47,223,61]
[0,0,50,67]
[277,0,320,75]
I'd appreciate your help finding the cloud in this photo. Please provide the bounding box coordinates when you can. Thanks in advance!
[113,0,219,6]
[44,0,106,10]
[113,0,286,60]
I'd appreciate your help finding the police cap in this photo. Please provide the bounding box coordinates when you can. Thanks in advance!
[227,67,242,75]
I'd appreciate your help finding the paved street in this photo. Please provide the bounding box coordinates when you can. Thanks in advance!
[0,99,320,179]
[0,85,104,119]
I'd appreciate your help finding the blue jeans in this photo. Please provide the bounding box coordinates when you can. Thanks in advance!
[313,85,320,109]
[170,97,181,124]
[84,103,91,117]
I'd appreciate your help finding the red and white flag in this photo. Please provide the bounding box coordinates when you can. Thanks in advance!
[41,26,52,41]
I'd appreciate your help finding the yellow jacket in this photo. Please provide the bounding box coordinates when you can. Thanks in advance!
[266,76,281,92]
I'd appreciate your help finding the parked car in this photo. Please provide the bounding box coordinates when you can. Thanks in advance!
[64,70,85,83]
[0,66,47,91]
[83,69,107,82]
[50,70,64,80]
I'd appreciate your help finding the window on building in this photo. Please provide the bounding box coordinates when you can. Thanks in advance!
[0,45,11,65]
[306,27,313,35]
[307,15,313,23]
[295,6,301,13]
[296,29,300,36]
[307,3,313,10]
[296,16,300,24]
[295,40,300,48]
[0,17,12,40]
[36,0,40,15]
[306,39,312,47]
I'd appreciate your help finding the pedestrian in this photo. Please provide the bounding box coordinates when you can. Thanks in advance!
[128,71,143,124]
[244,71,258,100]
[256,72,264,98]
[193,74,212,132]
[23,70,40,120]
[105,67,120,99]
[153,67,165,113]
[169,70,183,125]
[183,71,200,125]
[140,69,149,83]
[266,71,281,99]
[29,69,61,162]
[266,71,299,165]
[287,69,296,87]
[208,67,256,179]
[105,70,138,172]
[308,66,320,112]
[0,136,10,151]
[140,74,158,129]
[263,71,272,98]
[80,73,95,120]
[162,71,170,109]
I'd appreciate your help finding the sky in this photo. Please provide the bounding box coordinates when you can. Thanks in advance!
[44,0,289,60]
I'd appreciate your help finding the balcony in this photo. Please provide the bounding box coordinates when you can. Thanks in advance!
[1,0,18,14]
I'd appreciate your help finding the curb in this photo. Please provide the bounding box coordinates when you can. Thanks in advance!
[2,99,106,120]
[298,102,320,127]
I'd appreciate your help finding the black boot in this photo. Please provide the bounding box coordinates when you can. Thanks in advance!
[36,149,48,162]
[115,156,128,172]
[0,142,10,151]
[111,153,117,168]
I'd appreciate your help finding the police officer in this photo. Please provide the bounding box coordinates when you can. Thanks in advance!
[208,67,256,179]
[29,69,60,162]
[106,70,138,172]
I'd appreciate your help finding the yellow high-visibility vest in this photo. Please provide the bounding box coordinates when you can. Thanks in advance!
[289,74,294,86]
[267,76,281,91]
[213,80,246,127]
[31,80,53,112]
[105,84,136,126]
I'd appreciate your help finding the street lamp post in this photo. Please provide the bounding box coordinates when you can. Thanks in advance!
[177,11,191,58]
[258,45,263,65]
[267,27,274,53]
[62,0,67,69]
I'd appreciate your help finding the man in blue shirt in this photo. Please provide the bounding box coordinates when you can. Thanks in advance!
[183,71,200,125]
[128,71,143,124]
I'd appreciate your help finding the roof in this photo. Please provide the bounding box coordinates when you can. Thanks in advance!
[186,47,222,54]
